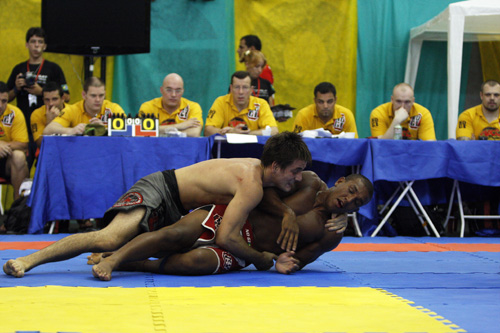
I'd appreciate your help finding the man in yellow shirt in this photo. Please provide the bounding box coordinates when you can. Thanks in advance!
[370,83,436,140]
[205,71,278,136]
[30,82,67,147]
[0,82,29,202]
[293,82,358,137]
[456,80,500,140]
[43,77,125,135]
[139,73,203,137]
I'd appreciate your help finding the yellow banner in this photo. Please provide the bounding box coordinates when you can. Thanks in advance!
[480,41,500,82]
[0,0,114,105]
[235,0,358,132]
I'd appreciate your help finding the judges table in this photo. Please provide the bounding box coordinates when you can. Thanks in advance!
[28,136,500,235]
[28,136,213,234]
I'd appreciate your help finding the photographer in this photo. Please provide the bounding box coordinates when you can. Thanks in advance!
[6,27,70,168]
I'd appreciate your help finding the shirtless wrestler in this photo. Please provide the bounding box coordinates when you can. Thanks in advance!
[4,132,311,278]
[91,172,373,280]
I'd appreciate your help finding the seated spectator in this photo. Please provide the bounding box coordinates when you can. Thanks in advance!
[456,79,500,232]
[237,34,274,84]
[0,81,29,202]
[370,83,436,140]
[30,82,67,147]
[456,80,500,140]
[138,73,203,137]
[242,50,275,106]
[205,71,278,136]
[293,82,358,137]
[43,77,125,135]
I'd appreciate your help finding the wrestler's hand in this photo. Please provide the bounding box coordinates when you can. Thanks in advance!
[254,251,278,271]
[277,211,298,252]
[275,251,300,274]
[325,213,348,233]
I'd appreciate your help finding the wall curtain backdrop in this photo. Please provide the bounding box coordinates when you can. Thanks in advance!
[480,41,500,82]
[234,0,358,133]
[356,0,471,140]
[112,0,234,120]
[2,0,499,139]
[0,0,114,106]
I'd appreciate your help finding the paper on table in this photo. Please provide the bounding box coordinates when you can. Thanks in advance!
[226,133,258,143]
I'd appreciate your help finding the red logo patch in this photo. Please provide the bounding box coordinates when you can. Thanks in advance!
[113,192,144,207]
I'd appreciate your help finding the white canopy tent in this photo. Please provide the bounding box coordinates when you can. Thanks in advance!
[404,0,500,139]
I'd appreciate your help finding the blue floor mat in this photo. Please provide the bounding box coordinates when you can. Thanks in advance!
[1,235,499,332]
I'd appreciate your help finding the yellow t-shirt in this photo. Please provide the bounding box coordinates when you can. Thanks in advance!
[206,94,277,130]
[456,104,500,140]
[0,104,29,143]
[293,103,358,137]
[138,97,203,126]
[53,100,125,128]
[30,104,66,142]
[370,102,436,140]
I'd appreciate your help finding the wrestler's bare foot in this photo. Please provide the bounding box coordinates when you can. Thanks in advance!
[87,252,113,265]
[92,261,114,281]
[3,259,28,278]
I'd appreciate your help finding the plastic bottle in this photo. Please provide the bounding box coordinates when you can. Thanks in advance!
[394,125,402,140]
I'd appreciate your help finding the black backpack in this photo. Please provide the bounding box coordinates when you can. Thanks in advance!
[3,196,31,234]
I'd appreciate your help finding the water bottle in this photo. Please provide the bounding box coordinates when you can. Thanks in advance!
[394,125,402,140]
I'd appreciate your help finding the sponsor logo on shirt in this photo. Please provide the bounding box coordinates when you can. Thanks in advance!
[409,113,422,130]
[102,108,113,122]
[2,111,15,127]
[229,117,246,128]
[478,127,500,140]
[333,114,346,131]
[247,103,260,121]
[178,105,189,120]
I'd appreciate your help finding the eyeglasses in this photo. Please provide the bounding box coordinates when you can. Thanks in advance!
[164,88,183,94]
[232,85,251,92]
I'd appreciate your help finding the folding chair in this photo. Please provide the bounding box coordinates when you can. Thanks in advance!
[370,180,441,237]
[348,212,362,237]
[444,179,500,238]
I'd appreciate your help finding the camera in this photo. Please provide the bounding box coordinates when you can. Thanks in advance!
[20,73,36,87]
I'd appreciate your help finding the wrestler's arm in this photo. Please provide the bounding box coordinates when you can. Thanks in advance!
[277,231,343,274]
[259,171,324,213]
[258,171,325,251]
[215,184,277,271]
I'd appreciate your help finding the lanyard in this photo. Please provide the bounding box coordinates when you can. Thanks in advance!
[26,59,45,83]
[252,78,261,98]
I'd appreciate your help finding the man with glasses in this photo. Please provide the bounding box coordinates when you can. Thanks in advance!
[139,73,203,137]
[204,71,278,136]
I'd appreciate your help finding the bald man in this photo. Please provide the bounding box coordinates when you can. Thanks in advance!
[370,83,436,140]
[139,73,203,137]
